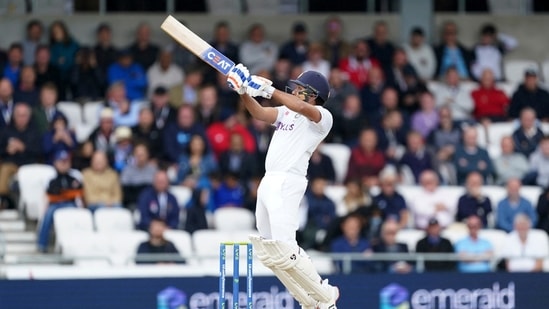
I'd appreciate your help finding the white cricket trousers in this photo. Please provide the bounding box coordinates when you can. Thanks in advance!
[255,171,308,247]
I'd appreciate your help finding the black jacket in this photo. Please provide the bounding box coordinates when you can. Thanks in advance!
[416,236,456,271]
[0,124,42,165]
[508,84,549,119]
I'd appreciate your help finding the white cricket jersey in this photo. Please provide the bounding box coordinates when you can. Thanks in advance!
[265,105,333,176]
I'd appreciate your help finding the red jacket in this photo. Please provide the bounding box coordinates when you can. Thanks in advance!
[471,87,509,120]
[345,147,386,182]
[338,56,381,89]
[206,122,256,158]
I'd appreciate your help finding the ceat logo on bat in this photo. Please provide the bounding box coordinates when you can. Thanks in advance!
[202,47,235,75]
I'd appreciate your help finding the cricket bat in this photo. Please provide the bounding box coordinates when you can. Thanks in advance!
[161,15,235,76]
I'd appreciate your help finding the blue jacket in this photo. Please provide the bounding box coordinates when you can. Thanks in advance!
[454,145,494,185]
[137,187,180,230]
[42,129,78,164]
[496,196,538,232]
[107,63,147,101]
[162,122,207,163]
[212,183,245,212]
[306,191,337,230]
[50,40,79,74]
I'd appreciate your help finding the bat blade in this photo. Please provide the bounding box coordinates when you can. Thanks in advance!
[161,15,235,76]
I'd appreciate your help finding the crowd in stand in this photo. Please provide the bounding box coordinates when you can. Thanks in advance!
[1,16,549,272]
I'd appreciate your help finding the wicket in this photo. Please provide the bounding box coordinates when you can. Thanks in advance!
[219,242,253,309]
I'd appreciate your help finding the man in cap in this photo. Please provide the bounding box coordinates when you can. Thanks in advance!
[415,218,456,272]
[508,68,549,120]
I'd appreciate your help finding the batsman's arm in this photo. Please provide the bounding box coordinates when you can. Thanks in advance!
[241,94,278,124]
[271,90,322,123]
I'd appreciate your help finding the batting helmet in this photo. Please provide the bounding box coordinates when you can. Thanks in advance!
[288,71,330,103]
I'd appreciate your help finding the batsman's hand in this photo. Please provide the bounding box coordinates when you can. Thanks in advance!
[227,63,250,94]
[247,75,275,99]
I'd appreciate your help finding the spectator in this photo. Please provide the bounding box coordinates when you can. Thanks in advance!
[82,151,122,212]
[409,170,456,229]
[307,147,336,184]
[87,108,116,156]
[206,111,256,159]
[163,104,206,164]
[239,23,278,74]
[301,177,337,250]
[48,20,79,90]
[528,136,549,187]
[42,114,76,164]
[512,107,544,158]
[494,136,529,185]
[373,167,409,228]
[219,133,256,186]
[128,22,160,70]
[107,49,147,102]
[359,67,386,124]
[271,57,292,91]
[471,24,517,82]
[332,93,366,146]
[508,68,549,119]
[471,68,509,122]
[366,21,395,73]
[416,218,456,272]
[112,126,134,172]
[302,42,330,79]
[321,16,351,68]
[103,82,139,127]
[411,91,439,139]
[209,21,239,67]
[502,214,547,272]
[346,128,386,187]
[323,67,357,115]
[427,106,461,185]
[338,39,381,90]
[330,214,371,273]
[336,179,372,217]
[455,215,493,272]
[279,22,309,66]
[496,178,537,232]
[32,83,65,135]
[453,126,494,185]
[13,66,39,107]
[71,141,93,171]
[195,84,221,128]
[248,117,273,176]
[168,65,203,107]
[136,218,181,264]
[146,47,184,98]
[121,143,157,207]
[176,134,217,192]
[137,170,179,230]
[2,43,24,87]
[385,48,418,96]
[149,86,176,130]
[0,104,41,208]
[536,186,549,235]
[212,172,245,211]
[403,27,436,81]
[372,219,412,273]
[432,67,474,122]
[93,23,118,87]
[399,131,432,184]
[22,19,44,66]
[34,44,63,98]
[375,110,407,163]
[69,47,104,101]
[456,172,492,226]
[131,107,163,161]
[434,21,474,80]
[0,78,15,129]
[36,150,82,252]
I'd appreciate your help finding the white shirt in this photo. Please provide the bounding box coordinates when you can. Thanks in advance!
[432,83,474,121]
[472,45,503,81]
[403,43,436,81]
[239,40,279,74]
[409,188,457,229]
[502,231,549,272]
[146,62,185,98]
[265,106,333,176]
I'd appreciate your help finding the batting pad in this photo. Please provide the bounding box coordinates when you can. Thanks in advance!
[261,239,331,303]
[249,235,317,307]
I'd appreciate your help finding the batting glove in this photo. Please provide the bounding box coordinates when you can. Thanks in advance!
[227,63,250,94]
[246,75,275,99]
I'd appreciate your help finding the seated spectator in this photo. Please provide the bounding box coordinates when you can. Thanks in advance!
[528,136,549,187]
[321,16,351,68]
[150,86,177,130]
[87,108,116,156]
[427,106,461,185]
[536,186,549,235]
[13,66,39,107]
[302,42,330,79]
[330,214,371,273]
[345,128,386,187]
[104,82,140,128]
[307,147,336,184]
[146,47,184,98]
[508,68,549,120]
[82,151,122,212]
[120,143,157,207]
[112,126,134,172]
[399,131,432,184]
[71,141,93,171]
[176,134,217,193]
[373,167,408,229]
[212,172,245,212]
[332,93,365,147]
[128,22,160,71]
[337,179,372,217]
[402,27,436,81]
[502,214,547,272]
[37,150,83,252]
[366,21,395,74]
[239,23,278,74]
[137,170,179,230]
[168,66,203,107]
[471,69,509,122]
[411,91,439,139]
[42,114,77,164]
[415,218,456,272]
[496,178,537,233]
[94,23,118,89]
[0,103,41,209]
[359,67,385,124]
[2,43,23,87]
[339,39,381,90]
[196,84,222,128]
[219,133,256,187]
[494,136,529,185]
[48,20,79,91]
[432,67,474,122]
[131,107,164,161]
[107,49,147,102]
[279,22,309,66]
[69,47,104,101]
[0,78,15,129]
[300,177,337,250]
[456,172,492,226]
[22,19,44,66]
[455,215,493,272]
[385,48,418,97]
[136,218,182,264]
[409,170,456,229]
[162,104,207,164]
[453,126,493,185]
[434,21,473,80]
[32,83,65,135]
[375,110,407,163]
[206,21,239,84]
[372,219,412,273]
[206,111,255,159]
[33,45,63,99]
[512,107,544,158]
[471,24,517,82]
